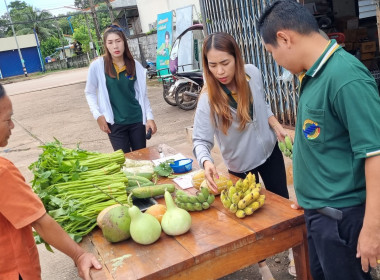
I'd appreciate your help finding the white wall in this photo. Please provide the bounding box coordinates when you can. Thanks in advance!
[136,0,200,33]
[0,34,37,52]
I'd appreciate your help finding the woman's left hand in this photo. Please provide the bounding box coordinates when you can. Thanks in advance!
[273,124,287,142]
[146,120,157,135]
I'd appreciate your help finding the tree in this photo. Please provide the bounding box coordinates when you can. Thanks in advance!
[73,24,96,53]
[5,2,55,41]
[74,0,103,9]
[15,7,54,40]
[40,36,61,58]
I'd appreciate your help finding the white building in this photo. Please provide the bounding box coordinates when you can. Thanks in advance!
[136,0,201,33]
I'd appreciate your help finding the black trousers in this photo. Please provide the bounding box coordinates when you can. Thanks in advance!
[107,122,146,153]
[305,204,371,280]
[228,142,289,199]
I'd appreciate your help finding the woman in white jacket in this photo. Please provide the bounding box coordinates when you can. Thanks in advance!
[85,24,157,153]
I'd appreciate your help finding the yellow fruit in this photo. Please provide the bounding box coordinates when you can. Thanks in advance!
[192,170,205,189]
[145,204,167,223]
[235,209,246,218]
[229,203,238,213]
[198,174,230,195]
[244,207,254,215]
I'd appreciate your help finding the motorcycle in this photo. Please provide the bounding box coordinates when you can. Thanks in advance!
[145,60,157,79]
[163,24,204,110]
[169,70,203,110]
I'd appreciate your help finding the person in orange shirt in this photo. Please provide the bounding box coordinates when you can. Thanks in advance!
[0,84,102,280]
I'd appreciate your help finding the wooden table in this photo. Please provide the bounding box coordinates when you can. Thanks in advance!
[81,144,311,280]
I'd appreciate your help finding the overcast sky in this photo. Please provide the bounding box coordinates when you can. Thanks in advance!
[0,0,77,17]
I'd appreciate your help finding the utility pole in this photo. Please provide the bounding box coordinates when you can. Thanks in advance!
[4,0,28,76]
[80,1,97,58]
[88,0,102,45]
[104,0,115,23]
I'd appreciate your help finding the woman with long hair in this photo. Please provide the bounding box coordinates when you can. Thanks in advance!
[85,24,157,153]
[192,32,294,279]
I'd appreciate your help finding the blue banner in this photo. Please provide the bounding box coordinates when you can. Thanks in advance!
[156,11,173,71]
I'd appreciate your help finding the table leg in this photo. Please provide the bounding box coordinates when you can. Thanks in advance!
[293,225,312,280]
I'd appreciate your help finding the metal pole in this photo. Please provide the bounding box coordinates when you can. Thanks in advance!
[88,0,102,44]
[4,0,28,76]
[53,16,68,68]
[104,0,115,23]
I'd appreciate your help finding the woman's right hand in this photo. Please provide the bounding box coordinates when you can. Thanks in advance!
[97,115,111,134]
[203,160,219,193]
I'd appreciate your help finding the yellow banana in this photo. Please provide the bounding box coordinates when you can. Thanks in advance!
[237,199,247,209]
[229,203,238,213]
[231,192,241,204]
[235,209,246,218]
[249,201,260,211]
[235,179,243,191]
[252,190,260,201]
[228,186,237,199]
[244,206,254,215]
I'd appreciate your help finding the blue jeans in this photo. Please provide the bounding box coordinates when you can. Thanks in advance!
[304,204,372,280]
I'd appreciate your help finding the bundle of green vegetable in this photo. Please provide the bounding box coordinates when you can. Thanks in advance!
[29,139,129,250]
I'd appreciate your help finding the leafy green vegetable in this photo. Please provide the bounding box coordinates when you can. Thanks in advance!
[154,159,174,177]
[29,139,131,248]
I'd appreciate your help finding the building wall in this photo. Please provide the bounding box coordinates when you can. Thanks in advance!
[136,0,201,33]
[127,33,157,62]
[0,47,42,78]
[0,34,37,52]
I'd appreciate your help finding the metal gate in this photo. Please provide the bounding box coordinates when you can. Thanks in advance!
[199,0,298,127]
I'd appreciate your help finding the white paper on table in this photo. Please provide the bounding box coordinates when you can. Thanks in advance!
[173,170,198,189]
[152,153,186,166]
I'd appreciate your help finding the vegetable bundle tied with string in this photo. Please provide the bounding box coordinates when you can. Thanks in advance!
[29,139,129,250]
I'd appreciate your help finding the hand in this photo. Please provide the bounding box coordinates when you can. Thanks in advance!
[146,119,157,135]
[75,252,102,280]
[356,224,380,272]
[203,160,219,193]
[97,115,111,134]
[272,123,288,142]
[290,198,302,210]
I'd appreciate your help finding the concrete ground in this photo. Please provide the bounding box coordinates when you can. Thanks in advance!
[2,68,379,280]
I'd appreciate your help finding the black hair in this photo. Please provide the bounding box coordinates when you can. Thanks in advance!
[165,31,170,38]
[258,0,319,46]
[0,84,5,99]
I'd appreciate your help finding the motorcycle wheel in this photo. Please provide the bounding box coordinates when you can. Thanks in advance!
[162,79,177,106]
[175,83,200,110]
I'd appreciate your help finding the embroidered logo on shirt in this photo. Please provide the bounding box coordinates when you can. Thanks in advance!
[303,119,320,139]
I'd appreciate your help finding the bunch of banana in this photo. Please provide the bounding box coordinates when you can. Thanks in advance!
[220,172,266,218]
[174,187,216,211]
[279,135,293,159]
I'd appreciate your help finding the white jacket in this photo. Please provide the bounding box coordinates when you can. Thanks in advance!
[84,57,154,125]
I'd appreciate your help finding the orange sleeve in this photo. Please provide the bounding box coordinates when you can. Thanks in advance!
[0,157,45,229]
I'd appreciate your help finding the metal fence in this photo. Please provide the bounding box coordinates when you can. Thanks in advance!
[200,0,298,127]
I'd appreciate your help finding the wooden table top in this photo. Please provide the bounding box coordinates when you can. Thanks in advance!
[81,144,306,280]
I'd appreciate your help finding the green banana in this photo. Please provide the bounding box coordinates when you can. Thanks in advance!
[285,135,293,151]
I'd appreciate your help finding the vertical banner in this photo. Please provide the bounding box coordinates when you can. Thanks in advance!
[175,6,193,72]
[156,11,173,71]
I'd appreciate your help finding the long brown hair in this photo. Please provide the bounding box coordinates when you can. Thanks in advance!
[103,25,135,78]
[202,32,251,134]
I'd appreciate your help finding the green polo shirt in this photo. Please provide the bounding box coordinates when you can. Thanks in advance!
[293,39,380,209]
[105,66,142,125]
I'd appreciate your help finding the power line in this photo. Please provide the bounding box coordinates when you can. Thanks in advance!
[0,8,111,26]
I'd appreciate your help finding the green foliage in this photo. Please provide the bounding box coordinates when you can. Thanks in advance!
[154,160,174,177]
[73,25,96,53]
[40,37,61,58]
